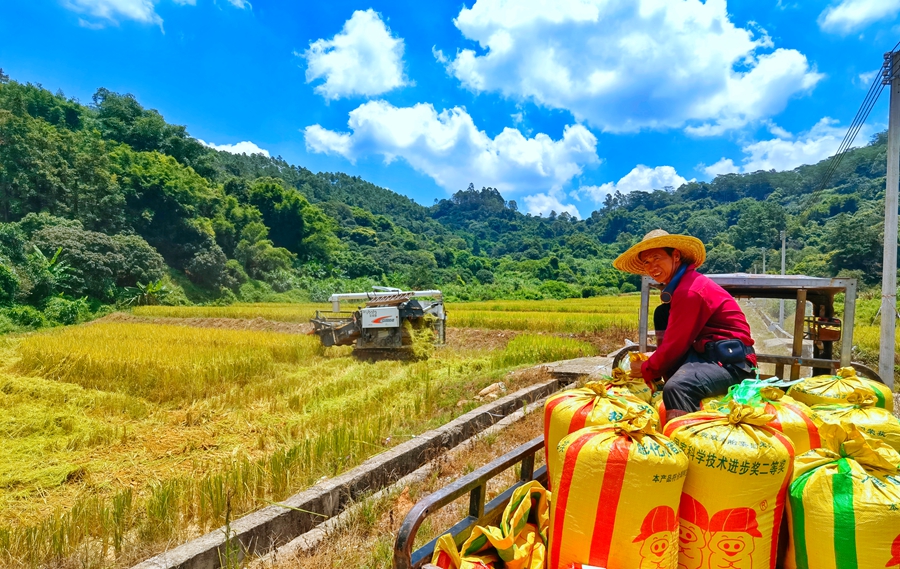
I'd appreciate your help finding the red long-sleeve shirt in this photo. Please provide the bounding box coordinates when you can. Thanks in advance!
[641,266,756,382]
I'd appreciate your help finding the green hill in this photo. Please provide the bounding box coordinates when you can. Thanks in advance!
[0,73,895,328]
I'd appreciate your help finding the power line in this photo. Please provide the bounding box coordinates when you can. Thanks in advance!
[808,54,890,198]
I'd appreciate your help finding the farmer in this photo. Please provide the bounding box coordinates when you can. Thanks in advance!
[613,229,756,422]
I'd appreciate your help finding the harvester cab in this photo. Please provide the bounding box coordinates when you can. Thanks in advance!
[310,288,446,357]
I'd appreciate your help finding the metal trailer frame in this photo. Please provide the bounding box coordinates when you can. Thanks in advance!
[393,437,547,569]
[630,273,883,383]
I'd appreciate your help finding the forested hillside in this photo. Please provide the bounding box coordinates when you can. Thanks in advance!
[0,73,894,329]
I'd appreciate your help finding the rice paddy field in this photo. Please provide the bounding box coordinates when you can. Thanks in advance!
[0,300,617,569]
[2,293,895,569]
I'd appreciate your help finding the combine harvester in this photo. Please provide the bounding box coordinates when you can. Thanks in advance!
[311,287,446,358]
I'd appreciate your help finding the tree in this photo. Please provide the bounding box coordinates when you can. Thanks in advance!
[234,222,295,280]
[732,201,787,250]
[826,213,883,283]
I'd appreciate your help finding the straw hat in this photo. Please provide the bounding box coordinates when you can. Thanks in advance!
[612,229,706,275]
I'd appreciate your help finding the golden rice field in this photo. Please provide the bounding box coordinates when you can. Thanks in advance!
[134,295,657,334]
[0,318,597,568]
[133,302,321,322]
[4,293,895,568]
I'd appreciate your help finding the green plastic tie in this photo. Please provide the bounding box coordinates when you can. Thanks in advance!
[717,375,805,407]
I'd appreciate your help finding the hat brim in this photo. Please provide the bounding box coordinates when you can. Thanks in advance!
[613,234,706,275]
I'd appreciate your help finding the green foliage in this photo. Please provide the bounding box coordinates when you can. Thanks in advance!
[234,222,294,280]
[43,296,90,325]
[0,72,895,320]
[5,305,47,328]
[0,263,19,305]
[120,280,171,307]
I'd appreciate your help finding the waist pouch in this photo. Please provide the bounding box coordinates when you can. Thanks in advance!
[704,339,752,365]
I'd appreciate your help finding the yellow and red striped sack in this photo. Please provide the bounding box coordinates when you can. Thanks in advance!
[549,415,688,569]
[785,423,900,569]
[652,390,666,426]
[664,402,796,569]
[787,366,893,412]
[703,386,822,455]
[811,388,900,452]
[543,382,658,485]
[601,367,653,404]
[432,480,550,569]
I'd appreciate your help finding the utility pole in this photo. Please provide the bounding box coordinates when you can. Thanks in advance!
[762,248,766,273]
[780,230,786,328]
[880,50,899,389]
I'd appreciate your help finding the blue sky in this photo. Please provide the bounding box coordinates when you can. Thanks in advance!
[1,0,898,218]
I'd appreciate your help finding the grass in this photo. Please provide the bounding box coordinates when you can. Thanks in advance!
[260,408,546,569]
[0,319,593,568]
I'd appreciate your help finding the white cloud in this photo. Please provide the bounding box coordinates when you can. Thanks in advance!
[702,158,739,177]
[198,139,270,157]
[302,9,407,100]
[63,0,244,27]
[432,46,448,64]
[819,0,900,34]
[739,118,849,172]
[64,0,161,26]
[443,0,822,134]
[704,117,871,175]
[857,69,880,87]
[523,192,581,218]
[579,165,691,204]
[303,100,599,196]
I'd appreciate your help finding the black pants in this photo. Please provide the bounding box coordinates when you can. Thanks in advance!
[662,349,754,413]
[654,304,754,413]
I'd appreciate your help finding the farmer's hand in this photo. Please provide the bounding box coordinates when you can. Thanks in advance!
[629,356,644,377]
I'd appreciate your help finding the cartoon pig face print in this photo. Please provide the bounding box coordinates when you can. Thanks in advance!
[638,530,677,569]
[678,520,708,569]
[887,532,900,567]
[708,532,756,569]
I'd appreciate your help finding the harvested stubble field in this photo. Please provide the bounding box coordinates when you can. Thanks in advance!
[0,303,607,569]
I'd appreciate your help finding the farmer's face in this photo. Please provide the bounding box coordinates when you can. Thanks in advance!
[640,248,681,284]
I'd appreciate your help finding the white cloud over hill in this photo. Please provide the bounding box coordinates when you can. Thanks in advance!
[579,165,692,204]
[198,139,270,157]
[703,117,866,176]
[304,100,599,199]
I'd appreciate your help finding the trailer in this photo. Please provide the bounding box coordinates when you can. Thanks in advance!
[392,274,888,568]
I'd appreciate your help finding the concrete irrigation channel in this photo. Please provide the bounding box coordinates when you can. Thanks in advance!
[132,356,613,569]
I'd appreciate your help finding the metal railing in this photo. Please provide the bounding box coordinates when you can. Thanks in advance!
[393,436,547,569]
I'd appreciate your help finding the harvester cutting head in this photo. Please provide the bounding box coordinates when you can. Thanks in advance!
[310,288,446,358]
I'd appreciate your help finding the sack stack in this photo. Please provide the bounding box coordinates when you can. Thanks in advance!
[785,423,900,569]
[602,367,653,404]
[703,384,822,455]
[665,402,795,569]
[787,366,893,412]
[548,415,688,569]
[543,382,658,485]
[811,388,900,452]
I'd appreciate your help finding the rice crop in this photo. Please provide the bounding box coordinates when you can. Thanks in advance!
[1,322,591,568]
[493,334,597,368]
[132,303,323,322]
[455,295,656,314]
[16,323,320,403]
[449,309,636,333]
